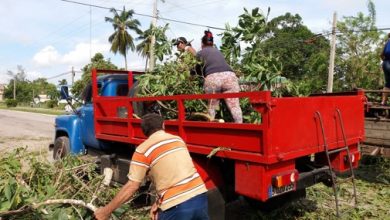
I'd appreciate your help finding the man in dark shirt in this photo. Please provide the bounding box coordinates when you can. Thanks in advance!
[380,33,390,106]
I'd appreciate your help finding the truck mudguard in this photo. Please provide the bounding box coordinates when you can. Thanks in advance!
[55,115,85,154]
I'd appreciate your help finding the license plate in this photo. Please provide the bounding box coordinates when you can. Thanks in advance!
[271,183,295,197]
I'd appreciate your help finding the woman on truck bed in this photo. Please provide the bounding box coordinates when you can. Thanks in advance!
[196,30,243,123]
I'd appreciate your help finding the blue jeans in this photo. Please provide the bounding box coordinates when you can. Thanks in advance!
[383,60,390,88]
[158,193,209,220]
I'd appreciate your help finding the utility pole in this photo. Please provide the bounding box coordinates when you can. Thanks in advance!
[71,66,75,86]
[149,0,157,71]
[327,12,337,93]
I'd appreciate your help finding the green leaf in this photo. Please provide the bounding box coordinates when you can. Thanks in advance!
[4,184,11,201]
[0,201,11,211]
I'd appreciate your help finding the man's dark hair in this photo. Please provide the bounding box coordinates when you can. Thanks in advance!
[141,113,164,137]
[388,33,390,38]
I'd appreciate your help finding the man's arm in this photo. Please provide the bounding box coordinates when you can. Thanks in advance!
[381,47,385,61]
[186,46,197,56]
[381,41,388,61]
[94,180,141,220]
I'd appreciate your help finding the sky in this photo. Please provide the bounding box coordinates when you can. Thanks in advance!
[0,0,389,86]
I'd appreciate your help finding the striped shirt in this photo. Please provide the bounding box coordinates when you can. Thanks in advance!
[127,130,207,211]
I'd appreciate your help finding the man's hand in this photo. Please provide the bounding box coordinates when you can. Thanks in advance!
[94,207,112,220]
[150,202,159,220]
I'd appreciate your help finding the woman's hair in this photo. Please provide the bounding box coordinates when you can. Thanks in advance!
[202,30,213,46]
[388,33,390,38]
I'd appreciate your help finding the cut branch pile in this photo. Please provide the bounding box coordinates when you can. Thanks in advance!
[0,148,148,219]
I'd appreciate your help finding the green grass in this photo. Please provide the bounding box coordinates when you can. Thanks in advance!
[241,156,390,220]
[0,144,388,219]
[0,105,65,115]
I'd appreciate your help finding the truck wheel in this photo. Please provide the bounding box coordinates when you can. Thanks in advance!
[53,136,70,160]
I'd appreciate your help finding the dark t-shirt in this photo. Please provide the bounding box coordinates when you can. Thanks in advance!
[196,47,233,76]
[384,40,390,60]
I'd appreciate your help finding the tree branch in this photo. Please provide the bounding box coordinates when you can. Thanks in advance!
[0,199,97,217]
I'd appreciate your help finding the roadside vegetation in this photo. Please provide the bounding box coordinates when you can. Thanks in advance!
[0,102,66,115]
[1,1,389,219]
[0,148,388,219]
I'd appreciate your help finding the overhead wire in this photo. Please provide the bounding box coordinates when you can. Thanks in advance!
[26,13,90,48]
[161,0,225,30]
[46,70,82,80]
[60,0,226,30]
[46,71,72,80]
[161,0,225,15]
[53,0,390,79]
[59,0,390,44]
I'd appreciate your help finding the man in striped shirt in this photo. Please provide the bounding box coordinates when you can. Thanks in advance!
[95,113,208,220]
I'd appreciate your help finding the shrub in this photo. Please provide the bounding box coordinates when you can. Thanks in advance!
[57,103,67,110]
[46,100,57,108]
[5,99,18,107]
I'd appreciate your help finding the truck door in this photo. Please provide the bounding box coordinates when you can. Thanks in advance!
[80,81,129,149]
[80,83,100,149]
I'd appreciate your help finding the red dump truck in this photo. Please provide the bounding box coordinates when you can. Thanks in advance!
[55,69,365,219]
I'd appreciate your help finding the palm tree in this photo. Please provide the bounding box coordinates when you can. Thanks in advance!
[105,7,141,69]
[136,24,171,70]
[136,25,153,70]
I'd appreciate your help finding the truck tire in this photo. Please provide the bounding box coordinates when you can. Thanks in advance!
[53,136,70,160]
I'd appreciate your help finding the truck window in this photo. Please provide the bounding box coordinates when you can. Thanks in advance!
[116,84,129,96]
[81,83,101,103]
[81,83,92,103]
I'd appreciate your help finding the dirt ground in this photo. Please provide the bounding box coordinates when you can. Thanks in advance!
[0,109,55,153]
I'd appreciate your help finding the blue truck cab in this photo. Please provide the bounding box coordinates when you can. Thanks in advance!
[51,74,130,159]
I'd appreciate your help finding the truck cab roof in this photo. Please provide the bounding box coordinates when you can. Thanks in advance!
[98,74,130,82]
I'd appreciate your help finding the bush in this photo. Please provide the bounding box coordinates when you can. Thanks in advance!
[46,100,57,108]
[57,103,67,110]
[5,99,18,107]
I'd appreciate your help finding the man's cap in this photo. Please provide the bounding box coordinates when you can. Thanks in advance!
[173,37,188,46]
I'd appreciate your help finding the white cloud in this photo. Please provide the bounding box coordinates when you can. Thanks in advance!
[62,40,111,65]
[26,71,44,81]
[32,46,60,67]
[32,40,111,67]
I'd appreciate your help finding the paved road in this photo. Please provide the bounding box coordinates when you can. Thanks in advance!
[0,109,55,152]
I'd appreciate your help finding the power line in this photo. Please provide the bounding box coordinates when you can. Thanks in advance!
[60,0,390,43]
[320,27,390,37]
[27,13,89,48]
[46,70,82,80]
[161,0,225,25]
[60,0,226,30]
[46,71,72,80]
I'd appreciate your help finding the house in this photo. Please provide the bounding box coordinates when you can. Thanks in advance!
[0,84,5,101]
[33,94,50,104]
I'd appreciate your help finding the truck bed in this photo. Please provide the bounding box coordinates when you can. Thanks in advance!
[93,89,365,165]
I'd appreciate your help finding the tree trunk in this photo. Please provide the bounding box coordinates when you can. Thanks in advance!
[145,56,149,72]
[124,52,128,70]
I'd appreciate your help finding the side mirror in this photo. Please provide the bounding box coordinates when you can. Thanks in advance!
[60,86,69,99]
